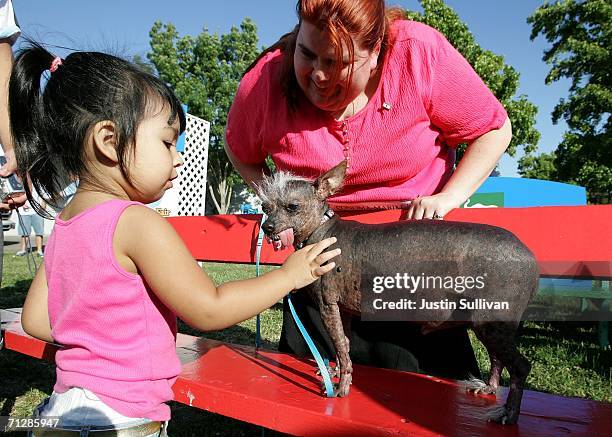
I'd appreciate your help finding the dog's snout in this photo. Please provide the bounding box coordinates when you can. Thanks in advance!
[262,221,275,234]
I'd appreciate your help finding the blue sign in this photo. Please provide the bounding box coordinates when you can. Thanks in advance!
[474,177,586,207]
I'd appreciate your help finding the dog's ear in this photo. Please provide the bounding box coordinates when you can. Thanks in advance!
[314,160,347,199]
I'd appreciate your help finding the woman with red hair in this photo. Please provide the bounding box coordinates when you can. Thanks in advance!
[226,0,512,380]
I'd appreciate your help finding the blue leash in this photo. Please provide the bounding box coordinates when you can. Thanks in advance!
[255,218,264,349]
[286,295,334,397]
[255,215,334,397]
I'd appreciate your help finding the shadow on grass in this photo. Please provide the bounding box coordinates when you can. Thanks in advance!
[0,349,54,416]
[0,279,32,309]
[521,321,607,344]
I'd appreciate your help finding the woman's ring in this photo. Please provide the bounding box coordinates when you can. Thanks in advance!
[433,213,443,220]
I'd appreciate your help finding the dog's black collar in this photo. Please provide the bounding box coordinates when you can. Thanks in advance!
[323,208,335,221]
[296,208,335,249]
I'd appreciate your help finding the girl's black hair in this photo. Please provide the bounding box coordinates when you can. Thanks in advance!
[8,40,186,215]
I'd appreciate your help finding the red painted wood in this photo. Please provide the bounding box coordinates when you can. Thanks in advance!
[3,309,611,436]
[167,205,612,279]
[1,308,57,361]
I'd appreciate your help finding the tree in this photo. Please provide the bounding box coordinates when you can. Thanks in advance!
[406,0,540,162]
[147,19,259,213]
[520,0,611,202]
[518,151,557,181]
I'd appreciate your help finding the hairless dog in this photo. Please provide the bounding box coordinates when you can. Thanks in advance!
[258,161,538,425]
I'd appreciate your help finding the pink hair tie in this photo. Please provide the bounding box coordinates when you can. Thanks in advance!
[49,56,63,73]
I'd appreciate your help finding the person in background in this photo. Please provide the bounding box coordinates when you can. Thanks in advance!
[15,193,46,257]
[0,0,23,349]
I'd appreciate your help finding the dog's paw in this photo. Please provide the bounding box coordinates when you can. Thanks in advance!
[460,377,497,395]
[333,378,352,397]
[333,385,349,397]
[320,382,341,397]
[316,364,338,378]
[486,405,518,425]
[323,380,351,397]
[319,381,339,397]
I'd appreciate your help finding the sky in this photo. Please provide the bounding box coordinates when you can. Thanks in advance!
[17,0,571,177]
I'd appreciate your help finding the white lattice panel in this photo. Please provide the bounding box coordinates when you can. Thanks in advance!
[149,113,209,216]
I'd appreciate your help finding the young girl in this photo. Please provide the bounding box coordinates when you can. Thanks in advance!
[12,42,340,436]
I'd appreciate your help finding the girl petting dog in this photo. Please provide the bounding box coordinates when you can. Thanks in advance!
[12,42,340,436]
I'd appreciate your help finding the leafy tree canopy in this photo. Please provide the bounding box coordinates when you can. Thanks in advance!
[519,0,611,202]
[147,19,259,213]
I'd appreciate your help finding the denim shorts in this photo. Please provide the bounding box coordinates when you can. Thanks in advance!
[17,214,44,237]
[28,388,168,437]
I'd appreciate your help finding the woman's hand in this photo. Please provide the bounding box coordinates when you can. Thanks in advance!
[407,118,513,220]
[281,237,341,290]
[406,192,464,220]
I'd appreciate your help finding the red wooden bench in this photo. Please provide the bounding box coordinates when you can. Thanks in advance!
[2,205,611,436]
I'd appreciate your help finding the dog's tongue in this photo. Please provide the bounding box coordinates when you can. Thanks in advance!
[276,228,294,250]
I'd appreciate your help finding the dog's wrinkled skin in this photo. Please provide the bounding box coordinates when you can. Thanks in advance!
[258,161,538,425]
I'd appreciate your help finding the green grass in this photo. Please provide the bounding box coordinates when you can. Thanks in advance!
[470,323,612,401]
[1,255,611,436]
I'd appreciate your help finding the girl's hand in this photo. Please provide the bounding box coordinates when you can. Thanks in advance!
[406,192,464,220]
[281,237,341,290]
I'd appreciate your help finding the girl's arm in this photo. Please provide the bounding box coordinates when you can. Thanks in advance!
[116,206,339,331]
[407,117,512,219]
[21,264,53,343]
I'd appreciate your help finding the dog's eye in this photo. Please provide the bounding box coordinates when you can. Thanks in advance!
[286,203,299,213]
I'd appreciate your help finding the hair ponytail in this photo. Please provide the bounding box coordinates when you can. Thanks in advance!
[9,41,67,216]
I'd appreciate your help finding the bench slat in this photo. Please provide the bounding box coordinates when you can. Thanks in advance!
[167,205,612,279]
[3,309,611,436]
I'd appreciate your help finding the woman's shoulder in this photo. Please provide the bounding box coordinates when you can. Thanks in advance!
[240,48,284,94]
[389,19,447,50]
